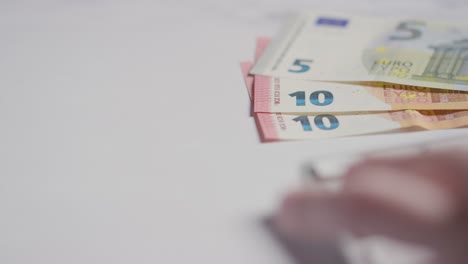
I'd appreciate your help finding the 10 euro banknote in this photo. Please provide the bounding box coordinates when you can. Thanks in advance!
[256,110,468,142]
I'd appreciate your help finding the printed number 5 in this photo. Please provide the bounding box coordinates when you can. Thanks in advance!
[288,59,313,73]
[390,21,425,41]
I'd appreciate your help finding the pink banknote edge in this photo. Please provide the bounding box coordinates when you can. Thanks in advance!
[239,37,275,142]
[255,113,280,142]
[253,37,277,142]
[239,37,273,101]
[240,61,254,99]
[253,37,273,113]
[255,37,272,61]
[253,75,273,112]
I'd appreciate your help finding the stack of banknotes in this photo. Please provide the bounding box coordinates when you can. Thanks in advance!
[240,12,468,142]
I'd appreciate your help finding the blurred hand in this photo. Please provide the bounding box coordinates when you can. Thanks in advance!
[275,151,468,264]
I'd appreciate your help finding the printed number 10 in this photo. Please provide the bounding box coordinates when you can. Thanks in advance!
[293,115,339,131]
[289,91,334,106]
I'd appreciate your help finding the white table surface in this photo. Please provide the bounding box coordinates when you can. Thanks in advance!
[1,1,468,263]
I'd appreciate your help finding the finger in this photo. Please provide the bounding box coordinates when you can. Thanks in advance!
[274,190,347,241]
[346,150,468,193]
[345,151,468,205]
[344,165,463,226]
[275,165,462,245]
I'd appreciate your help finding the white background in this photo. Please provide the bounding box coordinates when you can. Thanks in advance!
[1,1,468,263]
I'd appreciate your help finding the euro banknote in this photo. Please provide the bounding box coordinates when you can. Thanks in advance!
[256,110,468,142]
[251,12,468,91]
[255,76,468,113]
[245,37,468,113]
